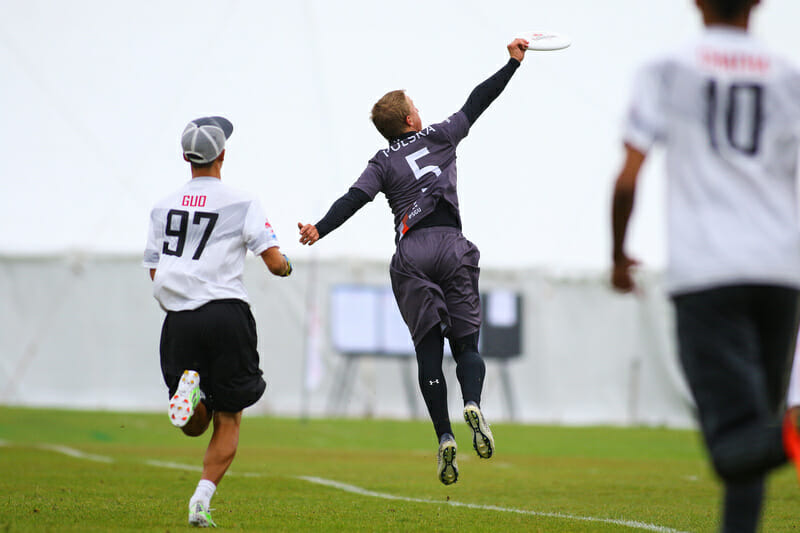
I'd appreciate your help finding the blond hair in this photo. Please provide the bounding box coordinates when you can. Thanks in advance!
[370,90,410,140]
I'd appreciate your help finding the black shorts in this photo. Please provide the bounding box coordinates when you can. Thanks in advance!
[390,227,481,347]
[160,299,266,413]
[673,284,800,462]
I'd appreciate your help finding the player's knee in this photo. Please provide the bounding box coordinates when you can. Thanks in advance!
[708,447,760,482]
[450,331,479,358]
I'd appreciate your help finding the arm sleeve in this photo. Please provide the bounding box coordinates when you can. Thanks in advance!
[460,58,521,125]
[142,209,162,268]
[244,199,280,255]
[623,60,668,153]
[315,187,371,239]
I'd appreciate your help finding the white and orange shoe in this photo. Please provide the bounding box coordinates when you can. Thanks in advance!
[169,370,203,428]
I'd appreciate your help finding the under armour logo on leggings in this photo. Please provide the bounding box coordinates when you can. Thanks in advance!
[429,379,440,385]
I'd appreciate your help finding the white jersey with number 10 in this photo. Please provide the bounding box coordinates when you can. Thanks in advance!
[624,26,800,294]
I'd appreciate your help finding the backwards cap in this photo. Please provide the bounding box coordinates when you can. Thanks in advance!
[181,116,233,164]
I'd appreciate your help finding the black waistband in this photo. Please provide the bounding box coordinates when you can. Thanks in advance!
[407,202,461,233]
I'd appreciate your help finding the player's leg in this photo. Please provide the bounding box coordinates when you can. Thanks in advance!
[180,399,212,436]
[187,410,241,528]
[673,286,788,531]
[186,300,266,527]
[437,233,494,459]
[721,479,764,533]
[449,330,494,459]
[449,331,485,407]
[390,234,460,484]
[753,286,800,483]
[202,411,242,486]
[415,326,452,439]
[415,326,458,485]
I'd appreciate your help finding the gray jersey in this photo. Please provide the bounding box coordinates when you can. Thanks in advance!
[352,111,471,238]
[624,26,800,293]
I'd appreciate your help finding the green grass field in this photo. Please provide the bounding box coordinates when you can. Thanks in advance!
[1,407,798,532]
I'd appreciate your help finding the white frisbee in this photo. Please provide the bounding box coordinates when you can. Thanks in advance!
[519,31,571,51]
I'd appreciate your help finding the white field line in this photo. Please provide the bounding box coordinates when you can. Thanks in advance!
[145,459,203,472]
[35,443,114,463]
[297,476,690,533]
[5,441,689,533]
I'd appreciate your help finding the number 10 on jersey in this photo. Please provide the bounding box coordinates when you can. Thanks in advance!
[706,80,763,156]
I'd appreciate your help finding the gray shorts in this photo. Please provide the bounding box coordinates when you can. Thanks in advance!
[390,227,481,347]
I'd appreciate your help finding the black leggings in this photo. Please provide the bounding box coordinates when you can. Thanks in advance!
[415,326,486,440]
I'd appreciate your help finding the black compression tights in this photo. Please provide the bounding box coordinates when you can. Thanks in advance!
[415,327,486,440]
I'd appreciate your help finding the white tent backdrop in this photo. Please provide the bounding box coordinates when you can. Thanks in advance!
[4,1,800,426]
[0,255,694,427]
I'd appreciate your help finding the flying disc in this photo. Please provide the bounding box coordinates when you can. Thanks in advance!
[520,31,571,51]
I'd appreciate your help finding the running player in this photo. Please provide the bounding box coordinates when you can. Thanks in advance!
[298,39,530,485]
[611,1,800,531]
[143,116,292,527]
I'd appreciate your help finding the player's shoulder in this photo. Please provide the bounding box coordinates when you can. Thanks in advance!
[151,180,190,210]
[430,111,468,134]
[151,178,258,210]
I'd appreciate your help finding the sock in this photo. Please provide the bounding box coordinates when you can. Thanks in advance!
[189,479,216,509]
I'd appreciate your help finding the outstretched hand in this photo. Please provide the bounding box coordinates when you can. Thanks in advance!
[611,255,641,293]
[298,222,319,246]
[508,38,529,62]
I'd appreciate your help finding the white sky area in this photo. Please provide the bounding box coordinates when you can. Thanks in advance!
[3,0,800,271]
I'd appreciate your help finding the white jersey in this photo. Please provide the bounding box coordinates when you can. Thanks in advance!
[143,176,280,311]
[624,26,800,294]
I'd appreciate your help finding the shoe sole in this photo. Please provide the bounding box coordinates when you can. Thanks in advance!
[170,370,200,428]
[438,441,458,485]
[189,502,217,528]
[464,405,494,459]
[188,513,216,528]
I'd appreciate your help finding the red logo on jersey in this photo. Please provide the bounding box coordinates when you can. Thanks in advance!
[182,195,207,207]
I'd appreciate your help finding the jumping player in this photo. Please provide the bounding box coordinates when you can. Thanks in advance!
[298,39,529,485]
[143,116,292,527]
[611,1,800,531]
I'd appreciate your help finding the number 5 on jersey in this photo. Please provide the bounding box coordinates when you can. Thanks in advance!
[406,148,442,179]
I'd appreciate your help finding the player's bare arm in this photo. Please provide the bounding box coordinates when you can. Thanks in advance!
[149,268,156,281]
[260,246,292,276]
[507,38,529,62]
[297,222,319,246]
[611,144,646,293]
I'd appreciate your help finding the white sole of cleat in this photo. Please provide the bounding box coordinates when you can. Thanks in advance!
[437,440,458,485]
[169,370,201,428]
[464,404,494,459]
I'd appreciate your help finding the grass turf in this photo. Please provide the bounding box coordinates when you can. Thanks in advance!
[0,407,797,532]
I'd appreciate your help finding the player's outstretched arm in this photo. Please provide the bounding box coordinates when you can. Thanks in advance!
[298,187,371,246]
[611,144,646,293]
[460,39,529,125]
[261,246,292,276]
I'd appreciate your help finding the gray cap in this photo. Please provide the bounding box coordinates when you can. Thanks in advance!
[181,116,233,164]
